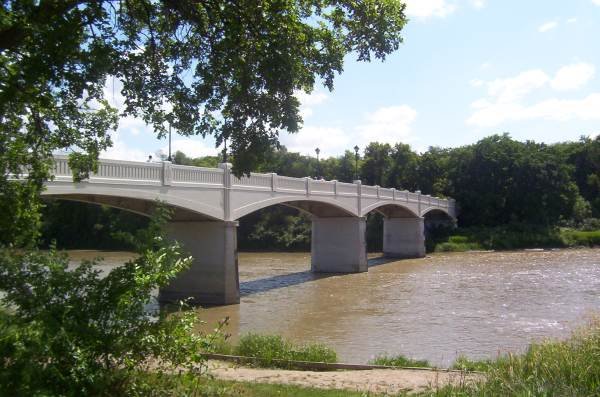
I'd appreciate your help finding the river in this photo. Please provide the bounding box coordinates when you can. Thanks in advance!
[68,248,600,366]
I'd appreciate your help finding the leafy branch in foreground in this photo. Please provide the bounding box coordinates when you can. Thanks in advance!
[0,205,213,396]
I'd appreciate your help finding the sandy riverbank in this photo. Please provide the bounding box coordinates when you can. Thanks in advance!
[206,360,483,395]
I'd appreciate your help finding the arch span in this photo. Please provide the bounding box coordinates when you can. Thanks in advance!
[232,195,357,220]
[361,201,420,218]
[42,184,223,221]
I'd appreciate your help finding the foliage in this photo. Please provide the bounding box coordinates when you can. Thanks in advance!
[140,376,374,397]
[0,205,212,397]
[369,354,432,368]
[451,356,495,372]
[230,333,337,369]
[468,319,600,396]
[40,200,149,250]
[1,0,408,176]
[560,229,600,247]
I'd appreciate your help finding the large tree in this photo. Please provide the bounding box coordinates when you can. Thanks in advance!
[0,0,408,246]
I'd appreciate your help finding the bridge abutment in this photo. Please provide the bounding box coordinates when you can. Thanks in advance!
[311,217,368,273]
[383,217,426,259]
[159,221,240,305]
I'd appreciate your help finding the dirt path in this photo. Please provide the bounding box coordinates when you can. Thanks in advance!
[206,361,483,395]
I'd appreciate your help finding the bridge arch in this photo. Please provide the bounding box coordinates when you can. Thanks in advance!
[42,184,223,221]
[232,195,358,220]
[360,201,420,218]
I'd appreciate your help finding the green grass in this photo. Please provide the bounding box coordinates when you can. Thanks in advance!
[450,355,494,372]
[139,373,386,397]
[212,333,338,370]
[369,354,432,368]
[429,225,600,252]
[561,229,600,247]
[426,319,600,396]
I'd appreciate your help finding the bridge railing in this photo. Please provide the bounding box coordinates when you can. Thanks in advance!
[47,156,455,214]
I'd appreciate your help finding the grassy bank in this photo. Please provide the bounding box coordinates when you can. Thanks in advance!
[152,319,600,396]
[209,333,337,370]
[429,319,600,396]
[429,225,600,252]
[369,354,432,368]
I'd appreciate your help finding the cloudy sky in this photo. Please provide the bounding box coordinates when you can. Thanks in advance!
[103,0,600,161]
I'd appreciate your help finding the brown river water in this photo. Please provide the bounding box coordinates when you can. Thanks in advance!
[68,249,600,366]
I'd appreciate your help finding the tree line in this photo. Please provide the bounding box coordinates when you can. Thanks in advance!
[41,133,600,251]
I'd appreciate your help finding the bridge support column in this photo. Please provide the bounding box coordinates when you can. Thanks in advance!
[383,217,426,259]
[159,221,239,306]
[311,217,367,273]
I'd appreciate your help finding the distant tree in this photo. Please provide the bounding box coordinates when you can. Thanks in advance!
[386,143,419,190]
[361,142,392,186]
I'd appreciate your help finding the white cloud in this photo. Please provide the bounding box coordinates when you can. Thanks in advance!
[283,104,418,156]
[567,17,577,23]
[593,0,600,6]
[296,90,328,119]
[403,0,456,18]
[467,94,600,127]
[467,63,599,127]
[486,69,550,103]
[550,62,595,91]
[163,139,219,158]
[101,132,148,162]
[470,0,486,9]
[282,126,349,157]
[538,21,558,33]
[355,105,418,146]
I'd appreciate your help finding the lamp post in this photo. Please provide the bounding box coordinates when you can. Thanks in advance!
[354,145,359,181]
[315,147,320,178]
[222,136,228,163]
[167,123,172,162]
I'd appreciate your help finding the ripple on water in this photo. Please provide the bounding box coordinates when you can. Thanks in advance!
[70,248,600,366]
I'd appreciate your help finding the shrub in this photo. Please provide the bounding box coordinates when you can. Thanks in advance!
[369,354,431,368]
[234,334,337,369]
[561,229,600,247]
[0,206,212,396]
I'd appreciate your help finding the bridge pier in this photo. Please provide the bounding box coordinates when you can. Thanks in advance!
[383,217,426,259]
[159,221,240,306]
[311,217,368,273]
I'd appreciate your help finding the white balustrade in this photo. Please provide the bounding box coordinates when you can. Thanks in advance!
[172,165,224,185]
[278,175,307,192]
[311,180,335,194]
[44,156,454,216]
[361,185,378,197]
[337,182,357,196]
[379,187,394,199]
[232,172,272,189]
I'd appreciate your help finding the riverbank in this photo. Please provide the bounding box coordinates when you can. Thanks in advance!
[429,225,600,252]
[142,317,600,396]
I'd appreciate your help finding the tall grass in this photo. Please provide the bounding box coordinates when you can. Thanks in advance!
[431,319,600,396]
[369,354,431,368]
[212,333,338,370]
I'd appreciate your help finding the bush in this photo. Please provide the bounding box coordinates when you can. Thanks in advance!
[369,354,431,368]
[561,229,600,247]
[233,334,337,369]
[0,206,212,396]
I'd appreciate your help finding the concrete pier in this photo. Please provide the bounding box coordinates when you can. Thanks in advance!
[311,216,368,273]
[383,217,426,259]
[159,221,240,305]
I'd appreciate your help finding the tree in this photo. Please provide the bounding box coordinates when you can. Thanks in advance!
[361,142,392,186]
[1,0,408,245]
[386,143,419,190]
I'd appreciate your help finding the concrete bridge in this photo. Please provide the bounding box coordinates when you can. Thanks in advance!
[43,156,456,305]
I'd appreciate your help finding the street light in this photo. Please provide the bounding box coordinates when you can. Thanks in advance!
[315,147,320,178]
[354,145,360,181]
[167,123,172,162]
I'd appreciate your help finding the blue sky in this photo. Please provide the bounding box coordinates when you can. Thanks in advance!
[103,0,600,161]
